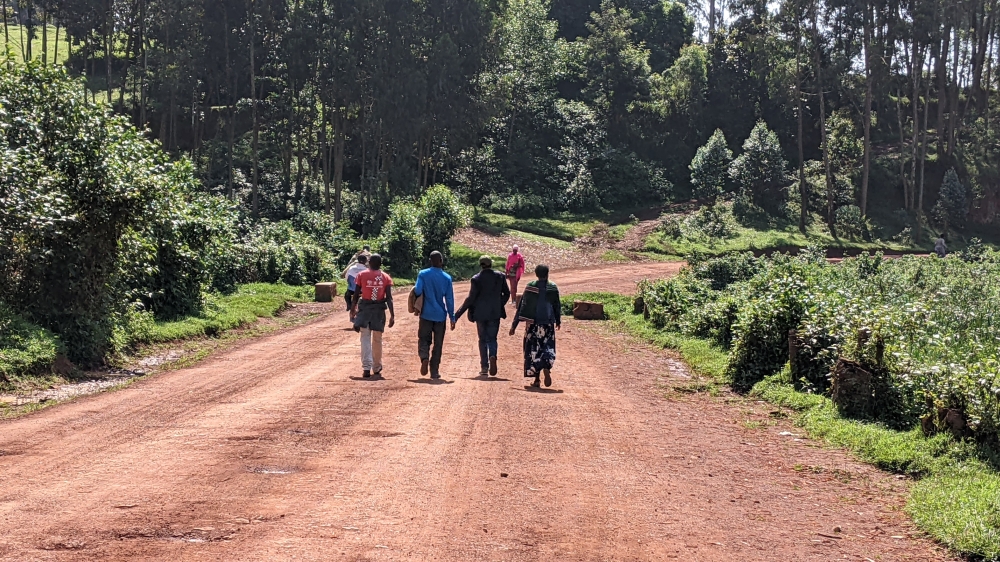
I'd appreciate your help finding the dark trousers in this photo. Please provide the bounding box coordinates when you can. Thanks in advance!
[476,320,501,369]
[418,318,447,373]
[344,289,355,311]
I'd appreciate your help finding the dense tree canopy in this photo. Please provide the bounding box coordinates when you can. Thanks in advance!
[4,0,1000,233]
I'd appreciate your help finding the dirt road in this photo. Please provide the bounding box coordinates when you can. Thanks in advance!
[0,262,950,561]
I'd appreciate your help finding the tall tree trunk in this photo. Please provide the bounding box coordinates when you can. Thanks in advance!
[333,108,346,222]
[139,0,147,127]
[320,99,331,214]
[53,19,59,64]
[936,24,951,155]
[796,20,807,233]
[41,1,46,64]
[896,86,910,210]
[919,55,932,211]
[18,8,25,63]
[248,0,259,218]
[105,0,113,105]
[224,5,234,199]
[861,3,873,216]
[910,41,921,198]
[947,28,960,157]
[24,2,31,61]
[813,8,836,235]
[3,0,10,67]
[709,0,716,43]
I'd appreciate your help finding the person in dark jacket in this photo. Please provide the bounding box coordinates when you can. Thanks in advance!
[456,255,511,376]
[509,264,560,388]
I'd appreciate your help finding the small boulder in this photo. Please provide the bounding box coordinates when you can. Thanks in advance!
[314,282,337,303]
[572,301,605,320]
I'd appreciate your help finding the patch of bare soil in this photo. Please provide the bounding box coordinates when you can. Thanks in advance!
[453,227,617,271]
[0,264,951,561]
[577,219,663,255]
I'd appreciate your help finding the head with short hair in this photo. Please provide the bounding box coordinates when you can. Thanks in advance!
[368,254,383,270]
[479,255,493,269]
[363,245,371,252]
[357,254,368,265]
[429,251,444,268]
[512,245,520,254]
[534,264,549,280]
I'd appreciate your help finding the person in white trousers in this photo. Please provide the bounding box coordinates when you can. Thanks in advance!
[350,254,395,378]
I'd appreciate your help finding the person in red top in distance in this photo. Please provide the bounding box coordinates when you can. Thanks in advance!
[505,245,526,304]
[350,254,395,378]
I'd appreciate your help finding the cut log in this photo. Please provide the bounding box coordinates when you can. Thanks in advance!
[314,282,337,303]
[573,301,605,320]
[830,358,873,419]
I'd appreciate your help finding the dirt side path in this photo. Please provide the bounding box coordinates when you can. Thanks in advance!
[0,263,951,561]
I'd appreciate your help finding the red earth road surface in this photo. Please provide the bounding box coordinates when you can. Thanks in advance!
[0,262,952,561]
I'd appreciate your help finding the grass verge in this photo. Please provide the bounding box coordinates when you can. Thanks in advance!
[566,290,1000,560]
[644,220,920,259]
[0,309,65,391]
[137,283,319,344]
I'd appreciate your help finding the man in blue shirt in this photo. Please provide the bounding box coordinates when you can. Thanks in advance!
[413,251,456,379]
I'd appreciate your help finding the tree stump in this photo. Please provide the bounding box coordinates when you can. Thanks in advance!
[573,301,605,320]
[314,282,337,303]
[830,358,874,419]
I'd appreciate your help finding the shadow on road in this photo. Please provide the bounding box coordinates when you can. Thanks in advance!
[407,379,455,385]
[518,386,564,394]
[465,376,511,382]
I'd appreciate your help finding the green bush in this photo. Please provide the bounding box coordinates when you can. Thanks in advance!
[417,185,469,260]
[835,205,870,241]
[0,64,168,363]
[0,307,64,382]
[729,121,789,216]
[690,129,733,203]
[380,201,423,276]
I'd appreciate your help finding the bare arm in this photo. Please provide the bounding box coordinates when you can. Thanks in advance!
[385,286,395,328]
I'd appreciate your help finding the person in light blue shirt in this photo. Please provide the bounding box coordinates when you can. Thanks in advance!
[413,251,456,378]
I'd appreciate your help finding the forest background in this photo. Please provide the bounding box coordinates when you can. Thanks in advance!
[1,0,999,370]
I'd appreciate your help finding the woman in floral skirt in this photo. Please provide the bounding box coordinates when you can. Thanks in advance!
[509,264,561,388]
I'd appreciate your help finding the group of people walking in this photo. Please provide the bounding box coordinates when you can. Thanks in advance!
[342,245,560,388]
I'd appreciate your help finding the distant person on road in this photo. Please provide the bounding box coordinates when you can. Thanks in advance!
[343,254,369,312]
[350,254,394,378]
[456,255,511,377]
[413,251,456,379]
[509,264,561,388]
[505,245,526,304]
[934,234,948,258]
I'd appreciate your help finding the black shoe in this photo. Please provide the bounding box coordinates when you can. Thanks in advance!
[420,359,429,376]
[489,356,498,377]
[543,369,552,387]
[430,372,441,379]
[363,370,371,378]
[373,368,383,378]
[530,377,541,388]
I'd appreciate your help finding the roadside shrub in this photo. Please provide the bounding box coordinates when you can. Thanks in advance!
[0,307,64,382]
[725,265,815,391]
[380,201,422,276]
[418,185,468,260]
[932,168,968,231]
[0,64,164,363]
[835,205,870,241]
[688,251,762,290]
[636,249,1000,444]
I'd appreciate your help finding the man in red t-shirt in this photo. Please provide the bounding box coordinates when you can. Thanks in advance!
[350,254,395,378]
